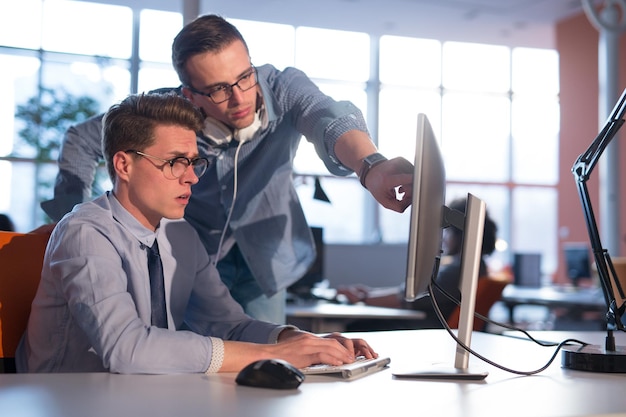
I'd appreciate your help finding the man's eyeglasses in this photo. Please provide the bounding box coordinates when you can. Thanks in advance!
[125,150,210,179]
[186,66,258,104]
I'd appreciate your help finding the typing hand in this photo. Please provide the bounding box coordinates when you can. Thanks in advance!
[336,285,370,304]
[322,332,378,361]
[275,330,377,368]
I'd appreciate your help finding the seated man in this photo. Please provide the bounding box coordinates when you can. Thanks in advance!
[16,92,377,374]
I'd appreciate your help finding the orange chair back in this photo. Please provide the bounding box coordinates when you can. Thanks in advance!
[0,231,50,363]
[447,276,510,331]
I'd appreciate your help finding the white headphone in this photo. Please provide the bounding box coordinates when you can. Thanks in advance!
[201,111,263,147]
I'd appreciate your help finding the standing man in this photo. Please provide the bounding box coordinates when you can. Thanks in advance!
[17,92,378,374]
[40,14,414,324]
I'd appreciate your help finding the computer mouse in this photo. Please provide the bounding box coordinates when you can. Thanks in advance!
[235,359,305,390]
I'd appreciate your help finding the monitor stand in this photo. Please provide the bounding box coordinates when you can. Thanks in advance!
[393,366,488,381]
[393,194,488,381]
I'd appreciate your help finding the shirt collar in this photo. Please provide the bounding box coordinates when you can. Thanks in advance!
[106,191,160,248]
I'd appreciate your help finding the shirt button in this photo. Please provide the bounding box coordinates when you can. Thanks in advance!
[221,185,227,191]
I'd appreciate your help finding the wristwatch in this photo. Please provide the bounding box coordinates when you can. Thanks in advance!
[358,152,388,188]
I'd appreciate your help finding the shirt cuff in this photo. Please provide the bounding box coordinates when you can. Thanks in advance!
[205,337,225,374]
[270,325,299,343]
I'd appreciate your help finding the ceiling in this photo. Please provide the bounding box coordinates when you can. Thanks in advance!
[211,0,595,48]
[92,0,602,48]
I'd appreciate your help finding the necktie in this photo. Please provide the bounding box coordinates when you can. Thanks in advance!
[147,240,168,328]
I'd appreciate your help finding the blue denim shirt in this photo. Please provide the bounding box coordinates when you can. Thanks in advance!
[41,64,370,298]
[17,192,287,374]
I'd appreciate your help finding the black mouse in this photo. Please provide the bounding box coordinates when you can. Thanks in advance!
[235,359,305,389]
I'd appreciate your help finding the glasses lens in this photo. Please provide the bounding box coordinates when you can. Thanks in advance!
[192,158,209,178]
[210,68,257,104]
[238,69,257,91]
[170,158,190,178]
[170,157,209,178]
[210,88,228,104]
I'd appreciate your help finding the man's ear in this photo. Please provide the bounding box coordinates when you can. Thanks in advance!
[113,151,132,182]
[181,87,194,102]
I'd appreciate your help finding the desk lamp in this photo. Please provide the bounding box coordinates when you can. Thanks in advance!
[565,87,626,372]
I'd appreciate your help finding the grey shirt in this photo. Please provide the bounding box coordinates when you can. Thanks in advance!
[17,192,287,374]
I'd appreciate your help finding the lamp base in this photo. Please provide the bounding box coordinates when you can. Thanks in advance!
[562,344,626,373]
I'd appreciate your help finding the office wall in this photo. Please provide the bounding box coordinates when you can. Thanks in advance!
[555,12,626,283]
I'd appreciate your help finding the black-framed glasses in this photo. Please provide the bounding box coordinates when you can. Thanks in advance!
[125,150,210,179]
[186,66,258,104]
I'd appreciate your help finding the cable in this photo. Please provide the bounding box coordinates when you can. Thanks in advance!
[433,278,563,347]
[428,279,588,376]
[213,138,246,266]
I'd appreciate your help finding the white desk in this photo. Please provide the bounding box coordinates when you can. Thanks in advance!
[286,302,426,332]
[1,330,626,417]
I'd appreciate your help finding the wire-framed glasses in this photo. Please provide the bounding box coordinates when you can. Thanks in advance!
[186,66,258,104]
[125,150,210,179]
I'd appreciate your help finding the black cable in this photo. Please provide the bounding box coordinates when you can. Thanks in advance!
[428,279,588,376]
[432,278,562,347]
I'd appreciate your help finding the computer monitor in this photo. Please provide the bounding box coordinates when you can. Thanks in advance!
[393,113,488,380]
[287,227,324,298]
[513,253,542,287]
[563,243,591,286]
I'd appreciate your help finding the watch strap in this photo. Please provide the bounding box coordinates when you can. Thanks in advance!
[358,152,388,188]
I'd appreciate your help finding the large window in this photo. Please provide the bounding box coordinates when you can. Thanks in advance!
[0,1,560,277]
[375,37,559,274]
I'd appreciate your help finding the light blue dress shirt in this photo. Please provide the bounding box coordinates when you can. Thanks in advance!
[17,192,287,374]
[40,64,370,301]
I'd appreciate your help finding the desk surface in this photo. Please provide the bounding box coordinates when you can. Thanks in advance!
[2,330,626,417]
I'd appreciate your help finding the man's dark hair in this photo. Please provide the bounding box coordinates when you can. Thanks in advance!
[0,214,15,231]
[101,92,204,181]
[448,197,498,256]
[172,14,249,87]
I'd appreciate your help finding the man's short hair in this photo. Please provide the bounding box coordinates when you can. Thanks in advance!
[101,92,204,181]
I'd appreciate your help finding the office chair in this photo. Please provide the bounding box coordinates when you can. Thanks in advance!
[0,231,50,372]
[447,276,510,332]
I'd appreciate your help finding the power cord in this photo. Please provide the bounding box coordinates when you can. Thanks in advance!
[428,273,588,376]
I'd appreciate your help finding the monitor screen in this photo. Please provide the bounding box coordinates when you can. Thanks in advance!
[404,114,446,301]
[513,253,542,287]
[563,243,591,286]
[395,113,488,380]
[287,227,324,297]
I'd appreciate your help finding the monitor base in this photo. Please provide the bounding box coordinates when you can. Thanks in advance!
[393,366,488,381]
[562,344,626,373]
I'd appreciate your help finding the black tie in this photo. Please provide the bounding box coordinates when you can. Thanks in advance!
[147,240,168,328]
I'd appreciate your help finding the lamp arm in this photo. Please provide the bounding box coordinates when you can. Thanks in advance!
[575,179,625,331]
[572,88,626,180]
[571,87,626,333]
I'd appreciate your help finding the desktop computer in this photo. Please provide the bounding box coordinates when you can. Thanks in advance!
[513,253,542,287]
[563,242,591,286]
[287,227,325,300]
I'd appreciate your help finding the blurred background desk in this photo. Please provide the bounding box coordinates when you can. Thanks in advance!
[500,285,606,329]
[286,302,425,333]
